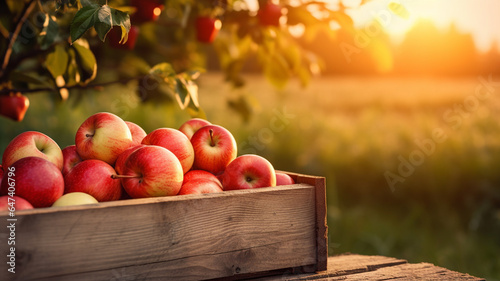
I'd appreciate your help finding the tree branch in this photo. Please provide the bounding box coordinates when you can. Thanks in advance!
[0,75,145,95]
[0,0,38,80]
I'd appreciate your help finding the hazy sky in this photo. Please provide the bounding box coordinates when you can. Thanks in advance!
[345,0,500,52]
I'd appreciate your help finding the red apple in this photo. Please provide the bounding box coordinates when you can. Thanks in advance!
[178,178,223,195]
[61,145,83,176]
[64,159,122,202]
[179,118,211,140]
[0,165,3,191]
[107,25,140,50]
[222,154,276,190]
[141,128,194,174]
[2,131,63,170]
[52,192,99,207]
[0,195,34,212]
[130,0,164,24]
[183,170,221,185]
[0,92,30,122]
[75,112,133,165]
[195,17,222,43]
[0,157,64,208]
[258,2,283,27]
[114,144,146,175]
[119,146,183,198]
[125,121,147,145]
[190,125,237,175]
[276,172,295,186]
[180,170,223,195]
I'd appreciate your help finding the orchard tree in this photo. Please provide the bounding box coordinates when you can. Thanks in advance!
[0,0,369,122]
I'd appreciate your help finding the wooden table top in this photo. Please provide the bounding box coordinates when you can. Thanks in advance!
[255,253,485,280]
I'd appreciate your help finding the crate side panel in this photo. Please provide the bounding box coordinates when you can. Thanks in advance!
[4,184,316,280]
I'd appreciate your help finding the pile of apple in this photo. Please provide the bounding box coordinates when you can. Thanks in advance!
[0,112,295,211]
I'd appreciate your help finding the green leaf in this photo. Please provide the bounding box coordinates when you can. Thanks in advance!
[39,14,59,50]
[95,6,131,42]
[45,44,69,79]
[72,40,97,84]
[9,71,54,89]
[174,77,190,110]
[150,63,177,79]
[70,4,99,43]
[263,53,290,89]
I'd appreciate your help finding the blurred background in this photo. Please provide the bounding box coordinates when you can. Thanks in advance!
[1,0,499,279]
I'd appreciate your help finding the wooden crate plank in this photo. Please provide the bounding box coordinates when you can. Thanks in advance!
[291,172,328,272]
[1,184,318,280]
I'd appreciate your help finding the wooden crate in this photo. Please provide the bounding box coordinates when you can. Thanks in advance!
[0,172,327,280]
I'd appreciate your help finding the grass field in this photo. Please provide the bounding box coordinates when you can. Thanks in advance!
[1,73,499,279]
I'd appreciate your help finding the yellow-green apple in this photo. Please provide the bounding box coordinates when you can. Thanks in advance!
[114,144,145,175]
[0,92,30,122]
[125,121,147,145]
[178,170,223,195]
[61,145,83,176]
[117,146,183,198]
[0,157,64,207]
[52,192,98,207]
[2,131,63,170]
[141,128,194,174]
[276,172,295,186]
[75,112,133,165]
[190,125,237,175]
[64,159,122,202]
[179,118,211,140]
[0,195,34,211]
[222,154,276,190]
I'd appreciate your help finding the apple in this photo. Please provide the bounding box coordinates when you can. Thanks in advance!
[64,159,122,202]
[190,125,237,175]
[130,0,164,24]
[276,172,295,186]
[141,128,194,174]
[61,145,83,176]
[257,2,283,27]
[0,195,34,212]
[125,121,147,145]
[107,25,140,50]
[0,92,30,122]
[178,178,223,195]
[179,118,211,140]
[118,145,183,198]
[0,165,3,190]
[183,170,221,185]
[2,131,63,170]
[52,192,99,207]
[196,17,222,43]
[114,144,146,175]
[75,112,133,165]
[0,157,64,208]
[222,154,276,190]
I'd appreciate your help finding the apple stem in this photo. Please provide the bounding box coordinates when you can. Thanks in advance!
[209,129,215,147]
[86,134,94,137]
[111,174,141,179]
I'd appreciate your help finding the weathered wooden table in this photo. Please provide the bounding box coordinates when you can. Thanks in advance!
[256,254,485,280]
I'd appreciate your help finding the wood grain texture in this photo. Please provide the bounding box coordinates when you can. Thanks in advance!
[0,182,320,281]
[259,254,486,281]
